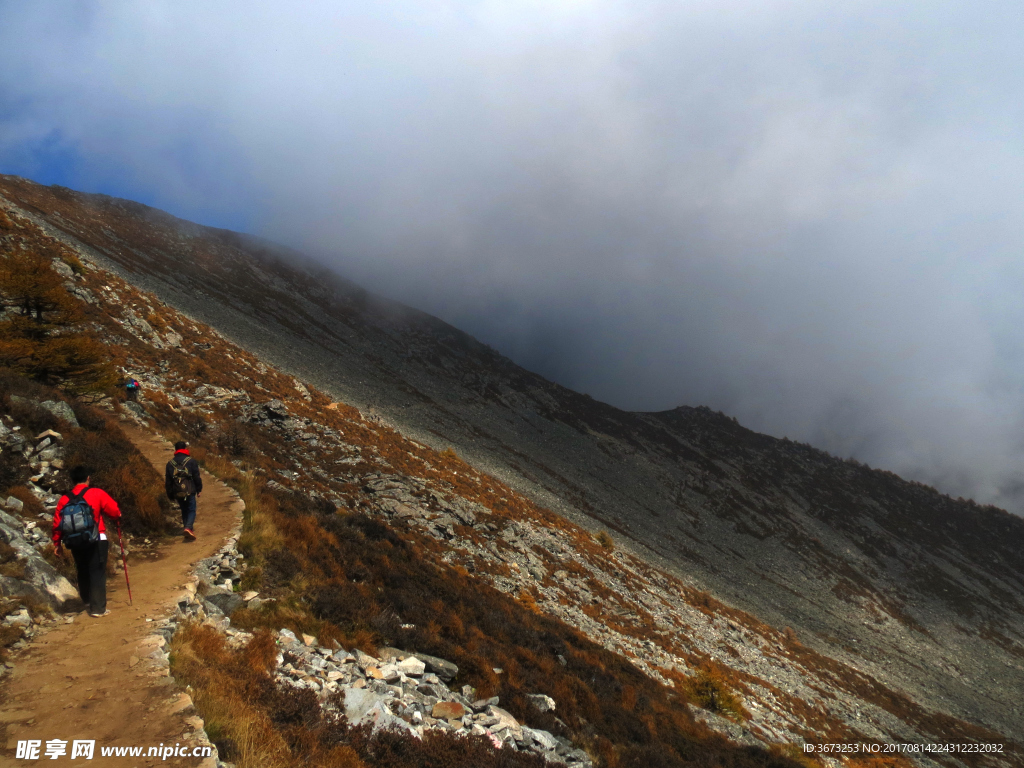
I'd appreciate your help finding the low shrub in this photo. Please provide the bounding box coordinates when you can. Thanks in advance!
[41,543,78,584]
[215,421,260,458]
[681,664,748,721]
[4,395,62,437]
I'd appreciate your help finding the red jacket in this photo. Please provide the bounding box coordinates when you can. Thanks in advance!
[52,484,122,546]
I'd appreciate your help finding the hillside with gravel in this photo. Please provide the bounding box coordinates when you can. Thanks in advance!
[2,174,1023,765]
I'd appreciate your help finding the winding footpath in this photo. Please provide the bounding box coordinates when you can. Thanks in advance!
[0,424,242,767]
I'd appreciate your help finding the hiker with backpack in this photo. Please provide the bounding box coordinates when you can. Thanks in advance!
[52,466,122,617]
[166,441,202,540]
[125,378,141,401]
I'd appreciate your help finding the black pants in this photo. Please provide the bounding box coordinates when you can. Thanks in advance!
[71,540,109,614]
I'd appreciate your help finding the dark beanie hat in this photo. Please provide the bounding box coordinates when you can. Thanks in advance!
[174,441,188,450]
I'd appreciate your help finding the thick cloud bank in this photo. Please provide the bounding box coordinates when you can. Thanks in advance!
[2,2,1024,509]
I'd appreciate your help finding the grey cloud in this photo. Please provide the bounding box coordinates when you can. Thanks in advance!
[2,1,1024,509]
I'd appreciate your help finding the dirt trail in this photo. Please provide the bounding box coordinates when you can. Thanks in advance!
[0,424,242,767]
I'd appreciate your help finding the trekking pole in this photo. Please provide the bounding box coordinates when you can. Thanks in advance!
[116,519,133,606]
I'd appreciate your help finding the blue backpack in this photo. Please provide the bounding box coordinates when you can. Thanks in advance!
[59,490,99,548]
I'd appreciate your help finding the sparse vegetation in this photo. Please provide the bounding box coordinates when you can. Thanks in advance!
[2,177,1012,767]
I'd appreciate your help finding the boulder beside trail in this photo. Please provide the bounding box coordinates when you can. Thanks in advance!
[0,509,78,609]
[203,587,244,616]
[39,400,80,429]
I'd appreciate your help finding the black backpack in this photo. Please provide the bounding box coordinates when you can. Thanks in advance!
[170,456,196,499]
[59,490,99,548]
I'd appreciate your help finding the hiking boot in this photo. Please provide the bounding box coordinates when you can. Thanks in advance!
[89,610,111,618]
[184,528,196,540]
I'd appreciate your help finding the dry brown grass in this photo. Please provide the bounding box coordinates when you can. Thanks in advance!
[171,624,302,768]
[4,486,45,518]
[0,540,26,579]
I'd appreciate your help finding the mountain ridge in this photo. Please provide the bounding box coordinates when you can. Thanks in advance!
[2,174,1023,754]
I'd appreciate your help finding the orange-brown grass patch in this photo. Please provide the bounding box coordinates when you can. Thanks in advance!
[62,404,171,533]
[0,540,26,579]
[0,431,31,495]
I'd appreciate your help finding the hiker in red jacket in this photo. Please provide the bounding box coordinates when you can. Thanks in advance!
[52,466,122,617]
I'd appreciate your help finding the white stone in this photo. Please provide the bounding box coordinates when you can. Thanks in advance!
[487,706,521,741]
[526,693,557,713]
[376,663,401,683]
[278,628,299,644]
[523,726,558,751]
[5,611,31,627]
[397,656,426,677]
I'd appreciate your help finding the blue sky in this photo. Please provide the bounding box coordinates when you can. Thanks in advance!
[2,2,1024,510]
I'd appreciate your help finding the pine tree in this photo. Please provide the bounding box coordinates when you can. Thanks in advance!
[0,246,114,395]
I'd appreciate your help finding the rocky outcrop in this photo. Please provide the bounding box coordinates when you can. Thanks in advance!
[2,407,74,514]
[0,412,78,609]
[38,401,79,429]
[0,508,78,608]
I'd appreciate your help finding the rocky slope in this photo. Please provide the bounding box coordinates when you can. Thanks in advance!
[170,535,596,766]
[2,175,1023,761]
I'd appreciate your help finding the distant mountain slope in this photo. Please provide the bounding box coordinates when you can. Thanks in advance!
[3,174,1023,745]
